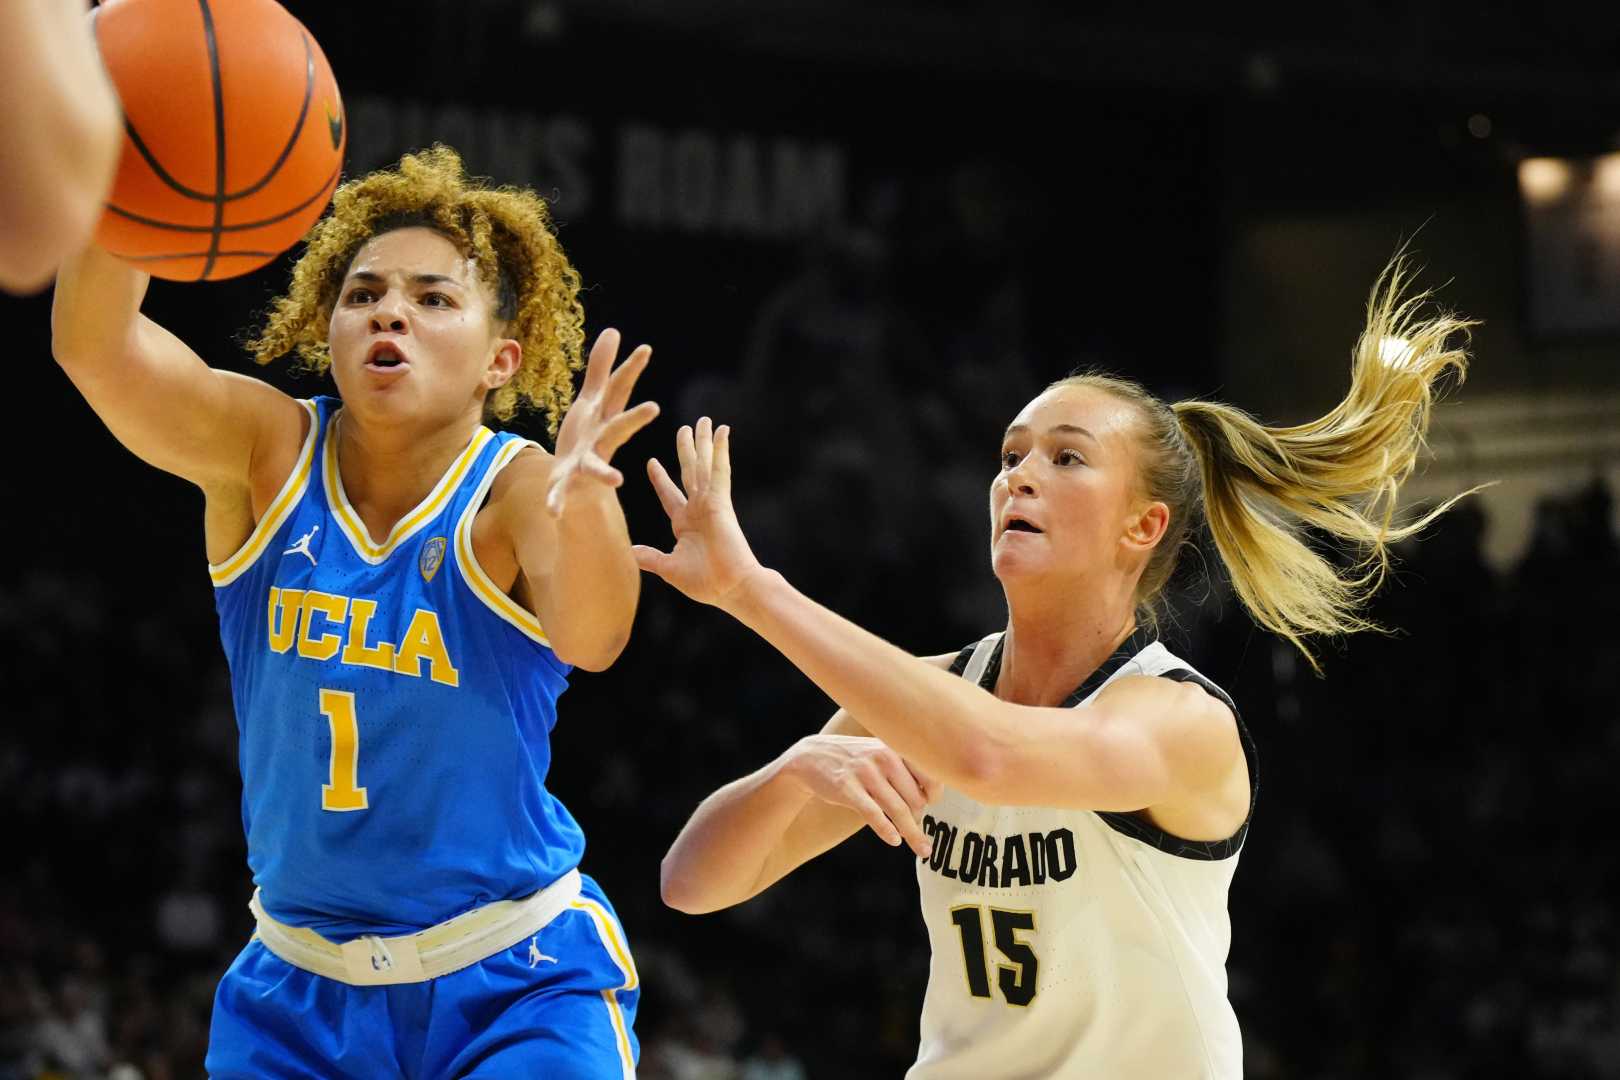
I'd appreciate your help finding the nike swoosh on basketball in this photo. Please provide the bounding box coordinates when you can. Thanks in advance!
[326,104,344,150]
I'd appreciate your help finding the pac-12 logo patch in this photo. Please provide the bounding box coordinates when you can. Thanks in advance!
[420,536,447,583]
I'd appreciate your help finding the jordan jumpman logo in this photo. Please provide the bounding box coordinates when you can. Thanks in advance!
[283,525,319,566]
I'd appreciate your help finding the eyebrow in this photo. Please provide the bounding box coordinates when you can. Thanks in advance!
[346,271,464,288]
[1003,423,1097,442]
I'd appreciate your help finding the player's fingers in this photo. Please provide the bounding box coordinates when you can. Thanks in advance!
[848,790,904,847]
[581,328,619,399]
[646,457,687,519]
[694,416,713,489]
[880,754,931,815]
[595,401,660,458]
[868,779,931,856]
[676,424,698,494]
[903,822,934,861]
[712,424,732,499]
[602,344,651,417]
[631,544,672,578]
[583,455,624,488]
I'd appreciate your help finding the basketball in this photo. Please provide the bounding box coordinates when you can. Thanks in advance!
[90,0,345,282]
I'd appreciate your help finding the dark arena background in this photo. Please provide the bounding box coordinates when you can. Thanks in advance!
[5,2,1620,1077]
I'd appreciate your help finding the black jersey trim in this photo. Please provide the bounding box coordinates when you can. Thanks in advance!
[949,628,1154,698]
[1061,627,1157,706]
[947,634,1257,862]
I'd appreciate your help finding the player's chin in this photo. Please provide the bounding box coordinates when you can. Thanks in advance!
[338,359,414,391]
[337,374,428,420]
[990,540,1049,582]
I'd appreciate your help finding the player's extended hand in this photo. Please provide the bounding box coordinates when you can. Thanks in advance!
[633,416,764,609]
[785,734,941,858]
[546,328,660,518]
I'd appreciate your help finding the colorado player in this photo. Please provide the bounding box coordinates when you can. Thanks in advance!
[645,261,1475,1077]
[52,146,654,1077]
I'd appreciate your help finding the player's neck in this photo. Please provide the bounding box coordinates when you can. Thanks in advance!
[334,408,483,533]
[997,580,1137,708]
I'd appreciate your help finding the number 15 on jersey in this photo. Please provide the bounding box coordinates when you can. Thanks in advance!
[950,904,1038,1007]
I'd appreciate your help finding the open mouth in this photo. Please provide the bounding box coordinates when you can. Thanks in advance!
[1004,518,1043,534]
[365,343,409,371]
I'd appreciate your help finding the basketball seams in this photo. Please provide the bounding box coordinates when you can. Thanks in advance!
[100,0,216,205]
[105,163,342,234]
[108,32,317,209]
[107,167,340,270]
[119,123,212,202]
[124,250,279,263]
[220,33,316,203]
[198,0,227,280]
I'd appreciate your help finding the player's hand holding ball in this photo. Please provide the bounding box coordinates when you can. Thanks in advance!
[545,329,660,518]
[634,416,766,610]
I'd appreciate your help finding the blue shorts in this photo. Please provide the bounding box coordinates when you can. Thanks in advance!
[206,874,639,1079]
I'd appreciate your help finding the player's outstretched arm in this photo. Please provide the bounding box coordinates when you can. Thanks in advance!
[0,0,122,293]
[490,329,659,671]
[636,419,1243,812]
[661,706,942,915]
[52,245,306,497]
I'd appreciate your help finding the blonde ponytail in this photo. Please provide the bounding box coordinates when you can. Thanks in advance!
[1057,256,1478,672]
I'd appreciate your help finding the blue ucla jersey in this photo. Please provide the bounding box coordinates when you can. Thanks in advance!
[209,396,585,939]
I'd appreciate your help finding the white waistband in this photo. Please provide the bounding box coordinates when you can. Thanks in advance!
[249,868,583,986]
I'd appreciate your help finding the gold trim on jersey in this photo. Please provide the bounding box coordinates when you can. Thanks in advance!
[570,896,640,1079]
[323,410,494,564]
[208,399,320,587]
[452,438,552,647]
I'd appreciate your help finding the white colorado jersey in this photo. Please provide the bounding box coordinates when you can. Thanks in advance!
[908,632,1256,1080]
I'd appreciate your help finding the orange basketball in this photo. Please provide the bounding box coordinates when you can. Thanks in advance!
[91,0,346,282]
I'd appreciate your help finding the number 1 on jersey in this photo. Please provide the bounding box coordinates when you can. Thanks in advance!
[320,688,368,811]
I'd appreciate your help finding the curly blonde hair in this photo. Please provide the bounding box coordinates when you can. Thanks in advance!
[248,144,584,431]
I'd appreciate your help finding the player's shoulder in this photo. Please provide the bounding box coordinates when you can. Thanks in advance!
[1097,672,1233,730]
[1121,642,1237,710]
[500,440,555,471]
[1095,654,1240,784]
[1101,641,1235,723]
[479,439,552,508]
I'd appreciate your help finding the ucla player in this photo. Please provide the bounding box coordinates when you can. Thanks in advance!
[52,147,651,1077]
[643,262,1476,1077]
